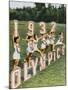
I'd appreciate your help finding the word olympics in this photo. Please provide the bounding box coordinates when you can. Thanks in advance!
[10,20,65,89]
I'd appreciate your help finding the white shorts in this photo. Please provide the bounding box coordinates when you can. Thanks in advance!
[13,52,20,60]
[56,39,63,45]
[50,40,54,44]
[26,47,34,55]
[41,43,46,49]
[46,39,50,45]
[34,46,38,51]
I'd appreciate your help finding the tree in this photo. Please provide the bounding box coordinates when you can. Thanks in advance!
[35,3,45,11]
[9,3,66,24]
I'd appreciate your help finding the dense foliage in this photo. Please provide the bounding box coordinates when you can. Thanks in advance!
[9,3,66,23]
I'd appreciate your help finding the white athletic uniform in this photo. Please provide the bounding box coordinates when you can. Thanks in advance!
[41,38,47,49]
[13,43,20,60]
[48,35,55,44]
[33,39,38,51]
[46,39,50,45]
[56,35,63,45]
[26,41,34,54]
[26,39,39,54]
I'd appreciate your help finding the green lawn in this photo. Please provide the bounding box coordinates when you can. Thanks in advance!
[9,21,66,88]
[19,55,66,88]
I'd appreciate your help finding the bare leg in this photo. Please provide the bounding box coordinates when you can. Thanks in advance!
[53,44,55,51]
[15,60,19,66]
[25,53,32,66]
[13,60,19,70]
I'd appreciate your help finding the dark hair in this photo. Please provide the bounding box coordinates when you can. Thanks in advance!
[27,36,32,39]
[34,34,37,40]
[25,53,32,63]
[14,36,19,43]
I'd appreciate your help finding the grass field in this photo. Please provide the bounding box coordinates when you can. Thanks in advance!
[20,55,66,88]
[9,21,66,88]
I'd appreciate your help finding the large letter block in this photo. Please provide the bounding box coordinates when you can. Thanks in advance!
[24,62,31,81]
[39,22,46,34]
[53,50,56,62]
[27,21,34,36]
[61,45,65,55]
[11,67,21,89]
[40,54,46,71]
[14,20,18,36]
[57,47,61,59]
[48,51,53,65]
[31,58,38,75]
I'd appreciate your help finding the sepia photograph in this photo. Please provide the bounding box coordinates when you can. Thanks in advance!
[9,1,66,89]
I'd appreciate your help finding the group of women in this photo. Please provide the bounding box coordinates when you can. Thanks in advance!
[12,20,64,70]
